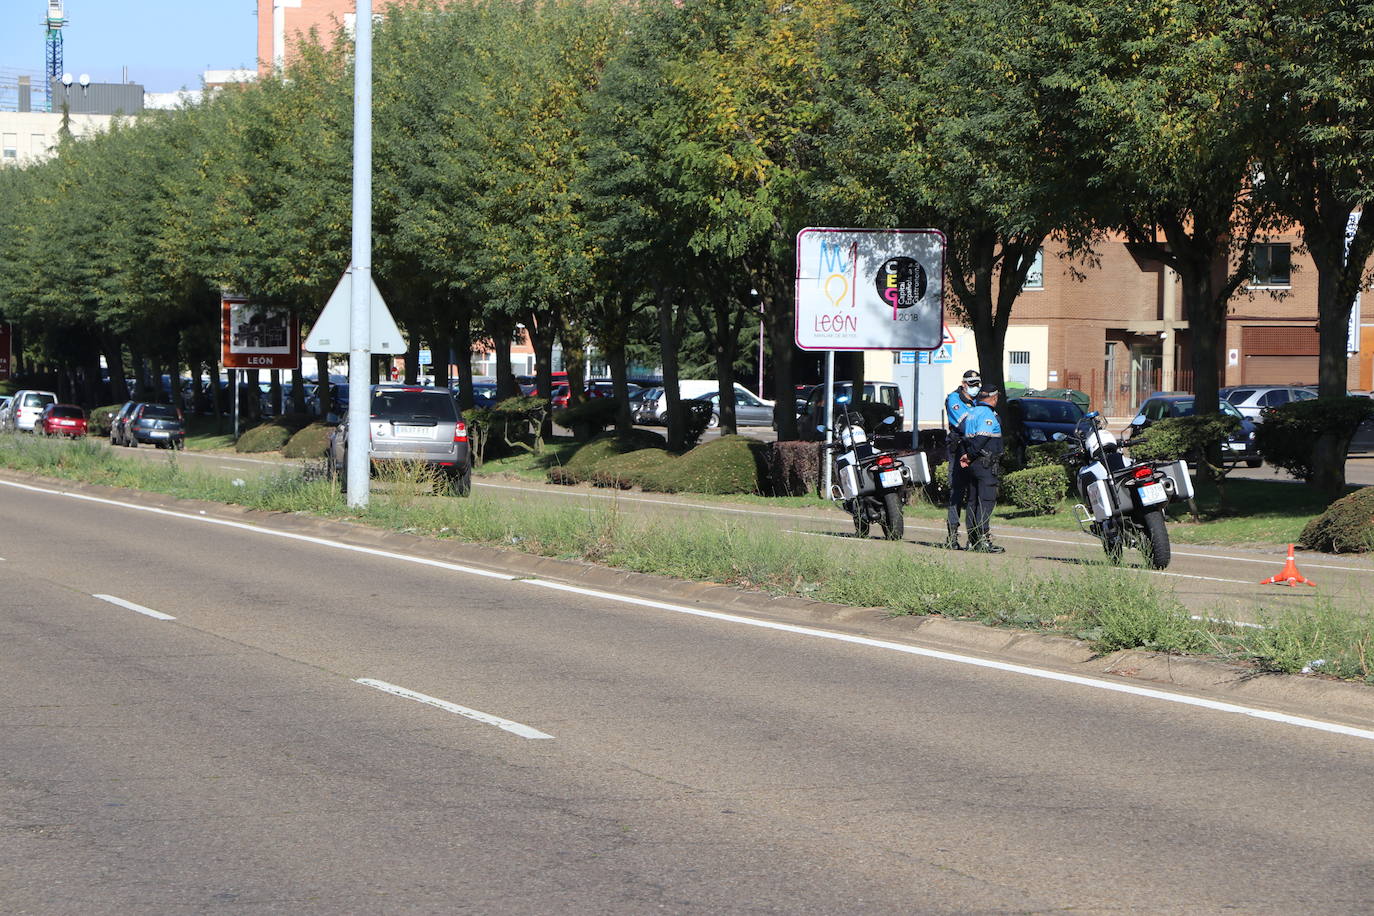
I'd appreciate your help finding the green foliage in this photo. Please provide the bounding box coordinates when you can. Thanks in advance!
[765,440,824,497]
[638,435,766,495]
[1255,397,1374,483]
[1241,603,1374,680]
[235,422,293,454]
[466,397,551,464]
[1127,415,1238,467]
[282,422,333,459]
[678,400,714,449]
[552,432,664,484]
[589,447,676,489]
[553,399,620,441]
[1299,487,1374,554]
[924,460,951,506]
[88,404,123,438]
[1000,465,1067,515]
[1023,441,1073,469]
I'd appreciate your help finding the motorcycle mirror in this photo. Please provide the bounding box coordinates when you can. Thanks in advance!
[816,424,826,433]
[1130,415,1147,426]
[836,395,851,405]
[1086,410,1100,419]
[881,415,897,425]
[1052,432,1067,442]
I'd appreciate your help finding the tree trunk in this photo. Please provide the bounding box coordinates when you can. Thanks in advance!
[102,335,129,402]
[526,306,557,440]
[431,333,452,389]
[761,264,797,440]
[607,343,632,437]
[656,286,686,451]
[558,320,586,407]
[489,314,517,400]
[315,353,332,418]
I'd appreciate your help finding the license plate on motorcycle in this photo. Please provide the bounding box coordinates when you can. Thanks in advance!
[1137,482,1167,506]
[878,469,903,489]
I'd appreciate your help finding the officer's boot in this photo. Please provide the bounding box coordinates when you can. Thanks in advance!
[942,523,963,550]
[970,528,1006,553]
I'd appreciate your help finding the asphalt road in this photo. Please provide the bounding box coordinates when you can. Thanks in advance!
[4,478,1374,913]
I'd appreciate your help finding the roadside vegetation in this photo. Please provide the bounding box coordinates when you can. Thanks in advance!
[4,432,1372,685]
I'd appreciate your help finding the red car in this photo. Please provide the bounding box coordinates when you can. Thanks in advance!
[37,404,88,438]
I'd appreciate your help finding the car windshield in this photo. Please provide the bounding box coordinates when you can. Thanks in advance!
[372,390,457,420]
[1171,399,1243,419]
[1018,400,1083,423]
[141,404,181,419]
[22,393,55,407]
[1223,388,1258,404]
[51,406,84,418]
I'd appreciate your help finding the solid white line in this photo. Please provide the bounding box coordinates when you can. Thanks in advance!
[355,678,553,739]
[522,578,1374,743]
[0,479,518,582]
[93,593,176,621]
[6,477,1371,743]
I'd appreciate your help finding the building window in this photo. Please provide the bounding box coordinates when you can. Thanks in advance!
[2,133,17,160]
[1022,248,1044,290]
[1252,243,1291,287]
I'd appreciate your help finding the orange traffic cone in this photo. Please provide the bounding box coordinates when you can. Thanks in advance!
[1260,544,1315,587]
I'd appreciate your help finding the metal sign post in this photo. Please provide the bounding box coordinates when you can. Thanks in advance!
[346,0,375,508]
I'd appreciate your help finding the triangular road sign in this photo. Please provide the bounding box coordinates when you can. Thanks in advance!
[304,266,407,353]
[942,323,957,346]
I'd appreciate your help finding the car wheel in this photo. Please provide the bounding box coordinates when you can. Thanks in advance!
[707,412,720,430]
[128,436,138,448]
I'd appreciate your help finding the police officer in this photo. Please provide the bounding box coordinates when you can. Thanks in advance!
[943,369,981,549]
[959,386,1006,553]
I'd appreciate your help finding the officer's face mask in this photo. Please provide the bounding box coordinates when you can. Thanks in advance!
[966,384,980,397]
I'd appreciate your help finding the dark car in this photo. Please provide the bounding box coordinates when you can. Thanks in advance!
[1127,395,1261,467]
[37,404,88,438]
[122,403,186,449]
[329,385,471,495]
[1004,396,1085,465]
[109,401,138,445]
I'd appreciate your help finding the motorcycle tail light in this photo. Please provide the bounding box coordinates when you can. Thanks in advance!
[876,454,895,469]
[1133,466,1153,480]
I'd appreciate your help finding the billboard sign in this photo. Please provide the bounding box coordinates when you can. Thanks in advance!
[0,322,11,380]
[795,227,945,351]
[221,296,299,370]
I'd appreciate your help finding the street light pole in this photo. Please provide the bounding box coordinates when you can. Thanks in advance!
[345,0,374,507]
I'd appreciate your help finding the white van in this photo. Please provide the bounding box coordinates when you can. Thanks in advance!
[645,381,772,425]
[6,389,58,432]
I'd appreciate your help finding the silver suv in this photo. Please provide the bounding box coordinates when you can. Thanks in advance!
[329,385,472,495]
[1220,385,1317,421]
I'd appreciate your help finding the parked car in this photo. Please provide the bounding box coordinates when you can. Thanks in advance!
[120,403,186,449]
[798,382,904,439]
[110,401,138,445]
[5,389,58,432]
[639,381,768,425]
[693,388,775,428]
[1126,394,1262,467]
[329,385,471,495]
[36,404,88,438]
[1004,396,1085,465]
[1220,385,1317,421]
[0,396,10,426]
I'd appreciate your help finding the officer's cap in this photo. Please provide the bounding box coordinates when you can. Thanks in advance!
[977,386,1000,399]
[961,369,981,383]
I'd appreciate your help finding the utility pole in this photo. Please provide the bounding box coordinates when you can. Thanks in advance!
[345,0,374,507]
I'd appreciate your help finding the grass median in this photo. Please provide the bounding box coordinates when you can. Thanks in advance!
[4,432,1372,685]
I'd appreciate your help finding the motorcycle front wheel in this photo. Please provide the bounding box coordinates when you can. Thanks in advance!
[880,491,904,540]
[1140,509,1171,569]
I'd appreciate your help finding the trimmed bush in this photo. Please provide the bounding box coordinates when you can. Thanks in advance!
[1127,414,1238,466]
[550,431,665,484]
[282,422,333,459]
[468,396,550,463]
[589,447,676,489]
[1299,487,1374,554]
[639,435,766,495]
[553,398,620,441]
[236,422,292,453]
[923,461,951,506]
[765,440,824,496]
[89,403,123,437]
[1001,464,1067,515]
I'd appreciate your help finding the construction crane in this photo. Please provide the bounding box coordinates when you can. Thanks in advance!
[44,0,65,111]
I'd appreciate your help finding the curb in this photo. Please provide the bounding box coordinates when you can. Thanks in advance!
[7,467,1374,730]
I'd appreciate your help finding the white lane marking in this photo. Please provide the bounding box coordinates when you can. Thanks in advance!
[93,594,176,621]
[479,482,1374,575]
[523,578,1374,743]
[5,478,1370,743]
[0,479,517,582]
[355,678,553,739]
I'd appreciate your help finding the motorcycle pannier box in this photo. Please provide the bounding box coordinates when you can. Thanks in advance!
[1160,459,1194,501]
[1086,479,1114,522]
[899,451,931,486]
[838,462,861,500]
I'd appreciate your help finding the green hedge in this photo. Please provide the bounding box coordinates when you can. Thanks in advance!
[1300,487,1374,554]
[236,414,314,453]
[89,403,123,437]
[589,447,676,489]
[282,422,333,459]
[550,430,666,484]
[638,435,766,495]
[1001,464,1067,515]
[1255,397,1374,482]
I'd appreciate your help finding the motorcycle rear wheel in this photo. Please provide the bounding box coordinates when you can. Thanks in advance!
[1141,509,1171,569]
[880,491,904,540]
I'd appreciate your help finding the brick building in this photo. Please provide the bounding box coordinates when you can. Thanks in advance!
[258,0,407,74]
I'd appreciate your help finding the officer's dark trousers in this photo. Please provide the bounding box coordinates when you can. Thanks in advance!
[946,442,971,530]
[968,460,999,542]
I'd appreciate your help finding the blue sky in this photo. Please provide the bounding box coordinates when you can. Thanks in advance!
[0,1,259,93]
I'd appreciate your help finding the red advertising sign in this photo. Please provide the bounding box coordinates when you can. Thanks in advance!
[0,322,11,380]
[220,296,299,370]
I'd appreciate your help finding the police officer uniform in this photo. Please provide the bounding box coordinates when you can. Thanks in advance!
[959,387,1006,553]
[943,370,980,549]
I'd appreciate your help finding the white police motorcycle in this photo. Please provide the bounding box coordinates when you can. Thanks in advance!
[1055,411,1193,569]
[821,395,928,540]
